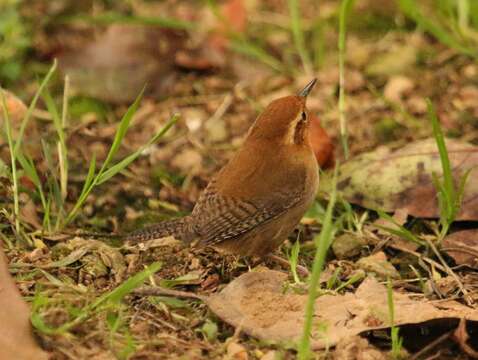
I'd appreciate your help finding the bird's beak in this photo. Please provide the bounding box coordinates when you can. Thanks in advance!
[298,78,317,97]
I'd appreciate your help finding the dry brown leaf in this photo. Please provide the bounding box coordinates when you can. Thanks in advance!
[442,230,478,269]
[384,75,414,102]
[59,25,185,103]
[226,341,248,360]
[0,247,48,360]
[0,88,27,123]
[0,88,41,161]
[309,113,335,169]
[207,270,478,349]
[356,251,400,279]
[333,336,386,360]
[322,138,478,220]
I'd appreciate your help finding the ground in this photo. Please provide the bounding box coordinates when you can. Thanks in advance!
[1,0,478,359]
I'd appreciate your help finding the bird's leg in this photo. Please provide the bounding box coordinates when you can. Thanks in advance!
[265,254,310,277]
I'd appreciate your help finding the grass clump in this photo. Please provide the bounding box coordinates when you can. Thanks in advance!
[1,61,178,238]
[427,99,470,241]
[399,0,478,59]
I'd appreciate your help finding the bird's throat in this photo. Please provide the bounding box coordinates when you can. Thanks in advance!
[293,120,307,145]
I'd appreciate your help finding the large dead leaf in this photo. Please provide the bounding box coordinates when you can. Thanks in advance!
[443,230,478,269]
[59,25,185,103]
[309,113,335,169]
[0,247,48,360]
[207,270,478,349]
[321,138,478,220]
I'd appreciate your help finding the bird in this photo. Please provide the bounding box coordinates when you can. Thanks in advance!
[126,79,320,258]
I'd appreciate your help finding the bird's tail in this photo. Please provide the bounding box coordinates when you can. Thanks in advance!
[125,216,195,243]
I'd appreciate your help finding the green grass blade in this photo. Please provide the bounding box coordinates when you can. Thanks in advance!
[287,0,312,74]
[230,37,286,73]
[91,262,162,308]
[96,114,178,185]
[338,0,355,159]
[65,88,144,225]
[376,210,424,246]
[32,262,162,335]
[97,87,146,177]
[398,0,476,58]
[387,278,403,358]
[297,164,339,360]
[65,154,96,225]
[1,89,20,233]
[61,13,194,30]
[289,239,302,284]
[13,60,57,158]
[427,100,455,205]
[16,152,48,212]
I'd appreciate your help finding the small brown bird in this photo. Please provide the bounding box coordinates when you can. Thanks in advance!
[127,79,320,257]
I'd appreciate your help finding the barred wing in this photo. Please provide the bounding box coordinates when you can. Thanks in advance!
[192,180,304,246]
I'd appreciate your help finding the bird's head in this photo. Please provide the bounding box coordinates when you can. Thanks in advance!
[246,79,317,146]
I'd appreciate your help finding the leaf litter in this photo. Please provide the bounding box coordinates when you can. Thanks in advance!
[3,0,478,358]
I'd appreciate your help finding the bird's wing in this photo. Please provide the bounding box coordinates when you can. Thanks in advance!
[192,179,304,246]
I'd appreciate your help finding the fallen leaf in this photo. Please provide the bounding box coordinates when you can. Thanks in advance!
[442,230,478,269]
[309,113,335,169]
[0,246,48,360]
[384,75,414,102]
[208,0,247,52]
[366,45,416,77]
[333,336,386,360]
[356,251,400,279]
[321,138,478,220]
[332,233,367,259]
[0,88,40,160]
[59,25,185,103]
[19,194,42,230]
[226,341,248,360]
[207,270,478,349]
[0,87,27,122]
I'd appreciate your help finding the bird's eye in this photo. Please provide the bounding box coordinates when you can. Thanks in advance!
[301,111,307,121]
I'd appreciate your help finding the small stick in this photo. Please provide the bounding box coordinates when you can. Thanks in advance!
[452,318,478,359]
[134,286,207,301]
[388,242,447,273]
[409,330,453,360]
[424,238,473,306]
[441,246,478,259]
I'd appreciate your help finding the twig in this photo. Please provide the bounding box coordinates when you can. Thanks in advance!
[424,238,473,306]
[266,253,310,277]
[452,318,478,359]
[409,330,453,360]
[441,246,478,259]
[133,286,207,301]
[388,242,447,273]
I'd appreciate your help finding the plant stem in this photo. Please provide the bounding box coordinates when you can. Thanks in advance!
[297,165,338,360]
[338,0,355,159]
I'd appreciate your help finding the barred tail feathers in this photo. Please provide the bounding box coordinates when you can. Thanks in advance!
[125,217,195,243]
